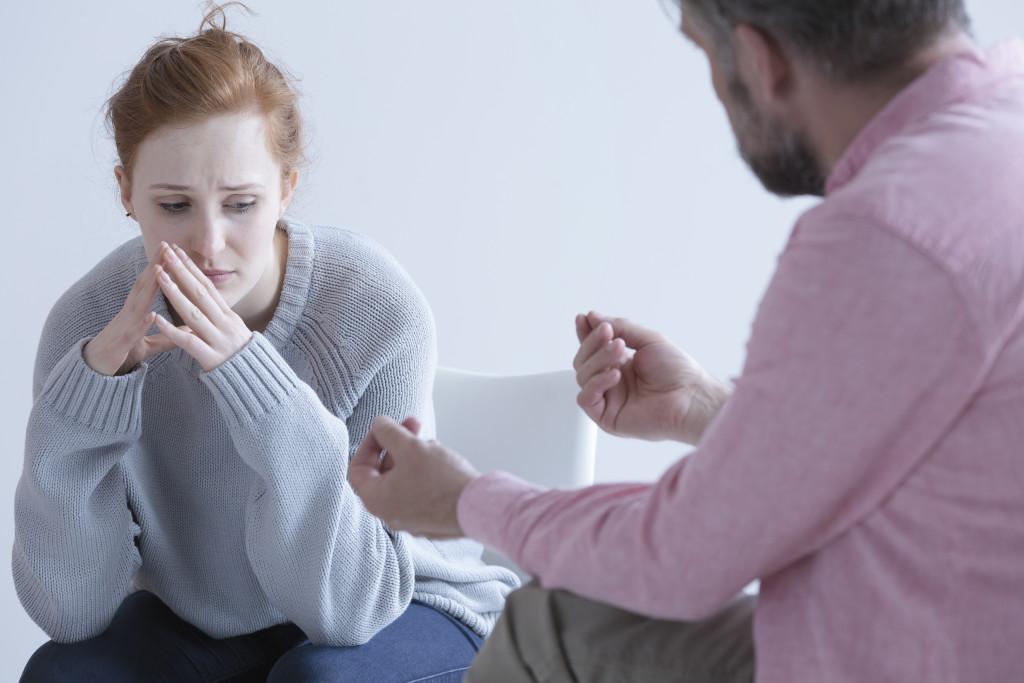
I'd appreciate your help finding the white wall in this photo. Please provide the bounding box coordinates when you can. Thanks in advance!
[1,0,1020,674]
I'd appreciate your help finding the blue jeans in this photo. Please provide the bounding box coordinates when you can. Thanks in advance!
[21,591,483,682]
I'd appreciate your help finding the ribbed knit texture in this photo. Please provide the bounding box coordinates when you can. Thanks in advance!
[14,221,518,646]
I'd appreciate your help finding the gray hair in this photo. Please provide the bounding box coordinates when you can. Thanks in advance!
[677,0,971,81]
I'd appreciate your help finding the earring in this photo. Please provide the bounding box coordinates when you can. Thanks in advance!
[126,212,132,218]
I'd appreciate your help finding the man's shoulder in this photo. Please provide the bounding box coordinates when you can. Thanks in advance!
[820,98,1024,273]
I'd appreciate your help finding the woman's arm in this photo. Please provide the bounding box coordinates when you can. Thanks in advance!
[14,338,146,643]
[201,258,436,646]
[14,246,166,642]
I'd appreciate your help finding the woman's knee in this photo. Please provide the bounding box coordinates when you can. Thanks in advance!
[21,640,115,683]
[267,645,325,683]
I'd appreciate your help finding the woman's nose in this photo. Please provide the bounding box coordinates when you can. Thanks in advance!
[189,212,226,259]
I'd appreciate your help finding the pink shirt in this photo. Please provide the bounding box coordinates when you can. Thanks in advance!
[458,42,1024,683]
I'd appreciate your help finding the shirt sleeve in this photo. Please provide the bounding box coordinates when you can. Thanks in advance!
[457,215,990,621]
[13,339,146,642]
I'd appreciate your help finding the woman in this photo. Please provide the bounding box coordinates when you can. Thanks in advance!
[13,4,517,681]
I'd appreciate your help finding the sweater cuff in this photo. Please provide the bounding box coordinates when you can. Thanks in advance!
[201,333,300,429]
[457,471,547,561]
[38,339,147,434]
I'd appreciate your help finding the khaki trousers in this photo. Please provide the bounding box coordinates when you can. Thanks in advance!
[466,582,756,683]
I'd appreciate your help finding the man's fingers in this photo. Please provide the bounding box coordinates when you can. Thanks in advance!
[349,423,392,501]
[575,313,594,344]
[402,416,422,436]
[576,337,628,388]
[577,367,621,419]
[585,312,667,350]
[572,322,614,372]
[366,415,422,454]
[348,456,383,500]
[349,415,420,492]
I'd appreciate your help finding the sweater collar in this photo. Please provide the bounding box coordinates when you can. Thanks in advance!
[263,220,314,347]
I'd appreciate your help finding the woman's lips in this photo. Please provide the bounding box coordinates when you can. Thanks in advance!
[202,270,234,285]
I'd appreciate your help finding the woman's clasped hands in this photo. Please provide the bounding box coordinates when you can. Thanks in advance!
[83,242,253,376]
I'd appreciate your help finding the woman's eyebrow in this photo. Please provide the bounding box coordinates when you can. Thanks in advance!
[147,183,265,192]
[221,183,265,192]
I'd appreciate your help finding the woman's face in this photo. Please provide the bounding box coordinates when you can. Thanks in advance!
[116,112,297,329]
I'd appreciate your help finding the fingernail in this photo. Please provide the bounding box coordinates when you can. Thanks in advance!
[173,245,189,261]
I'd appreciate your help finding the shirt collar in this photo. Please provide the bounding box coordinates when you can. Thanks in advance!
[826,39,1024,195]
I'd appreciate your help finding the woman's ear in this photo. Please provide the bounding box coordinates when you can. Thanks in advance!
[279,170,299,218]
[734,23,793,105]
[114,166,135,219]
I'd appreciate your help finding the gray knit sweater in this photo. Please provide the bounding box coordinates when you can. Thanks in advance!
[13,221,518,646]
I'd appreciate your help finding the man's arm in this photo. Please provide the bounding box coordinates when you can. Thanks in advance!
[352,215,987,621]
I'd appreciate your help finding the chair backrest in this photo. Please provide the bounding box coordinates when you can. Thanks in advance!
[433,367,598,578]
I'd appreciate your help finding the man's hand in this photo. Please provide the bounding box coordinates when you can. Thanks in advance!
[349,416,481,539]
[573,311,731,445]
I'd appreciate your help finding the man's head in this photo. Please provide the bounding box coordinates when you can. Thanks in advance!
[675,0,972,196]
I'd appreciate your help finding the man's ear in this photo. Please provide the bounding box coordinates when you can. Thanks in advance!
[114,166,135,218]
[733,23,792,105]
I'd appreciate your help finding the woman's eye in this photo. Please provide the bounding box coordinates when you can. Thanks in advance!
[158,202,189,213]
[229,201,257,214]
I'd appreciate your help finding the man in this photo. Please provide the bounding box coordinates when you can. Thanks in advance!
[350,1,1024,680]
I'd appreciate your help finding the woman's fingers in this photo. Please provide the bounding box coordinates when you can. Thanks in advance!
[169,244,233,311]
[159,243,225,317]
[129,328,181,366]
[153,243,253,372]
[156,264,215,336]
[83,262,168,376]
[125,261,162,311]
[152,313,216,366]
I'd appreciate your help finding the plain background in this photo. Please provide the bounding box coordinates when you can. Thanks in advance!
[1,0,1020,674]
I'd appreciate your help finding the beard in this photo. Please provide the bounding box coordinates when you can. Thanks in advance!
[726,71,827,198]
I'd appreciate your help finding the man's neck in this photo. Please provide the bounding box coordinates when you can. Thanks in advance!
[803,31,977,172]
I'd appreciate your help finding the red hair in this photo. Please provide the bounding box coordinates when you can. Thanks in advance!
[106,2,306,185]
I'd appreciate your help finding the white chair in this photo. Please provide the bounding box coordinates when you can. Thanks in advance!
[433,367,598,579]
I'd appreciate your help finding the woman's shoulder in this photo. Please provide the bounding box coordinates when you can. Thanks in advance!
[300,222,411,278]
[293,222,433,332]
[34,237,147,387]
[46,237,146,328]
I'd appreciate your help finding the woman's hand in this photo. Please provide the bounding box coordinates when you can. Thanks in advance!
[152,242,253,373]
[82,259,178,376]
[573,312,731,445]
